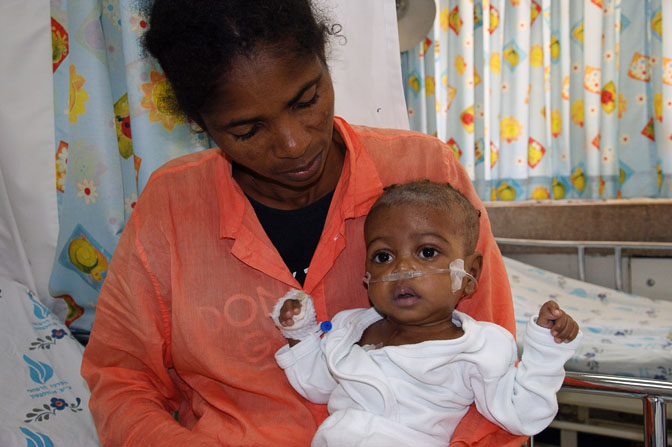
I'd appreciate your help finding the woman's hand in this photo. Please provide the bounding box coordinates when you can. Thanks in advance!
[536,300,579,343]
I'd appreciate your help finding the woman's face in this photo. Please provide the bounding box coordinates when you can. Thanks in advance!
[201,47,342,208]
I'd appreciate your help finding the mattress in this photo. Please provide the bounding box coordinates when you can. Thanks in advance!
[506,257,672,380]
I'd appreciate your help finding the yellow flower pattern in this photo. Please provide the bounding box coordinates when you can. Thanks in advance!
[551,109,562,138]
[490,52,501,74]
[68,64,89,123]
[401,0,670,201]
[140,70,185,131]
[654,92,662,122]
[530,45,543,68]
[500,116,523,143]
[571,99,585,127]
[531,186,550,200]
[425,76,435,97]
[455,55,467,75]
[461,105,475,134]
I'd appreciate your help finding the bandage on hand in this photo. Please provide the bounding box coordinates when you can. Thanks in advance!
[270,289,320,341]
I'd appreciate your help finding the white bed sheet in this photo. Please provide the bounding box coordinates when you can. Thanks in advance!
[0,277,99,447]
[506,257,672,380]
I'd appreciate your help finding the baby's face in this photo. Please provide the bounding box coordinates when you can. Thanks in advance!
[364,203,468,327]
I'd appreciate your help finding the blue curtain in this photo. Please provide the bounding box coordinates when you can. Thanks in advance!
[402,0,672,202]
[49,0,210,334]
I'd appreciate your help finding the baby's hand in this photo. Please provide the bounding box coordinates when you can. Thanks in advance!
[536,300,579,343]
[278,299,302,327]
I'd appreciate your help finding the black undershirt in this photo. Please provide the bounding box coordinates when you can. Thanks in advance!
[247,191,334,286]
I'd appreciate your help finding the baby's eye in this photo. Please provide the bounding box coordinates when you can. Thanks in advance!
[372,252,392,264]
[418,247,438,259]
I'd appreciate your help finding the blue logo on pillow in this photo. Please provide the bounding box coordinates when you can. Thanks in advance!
[27,292,50,320]
[19,427,54,447]
[23,355,54,384]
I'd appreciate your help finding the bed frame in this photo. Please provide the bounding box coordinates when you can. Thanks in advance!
[496,238,672,447]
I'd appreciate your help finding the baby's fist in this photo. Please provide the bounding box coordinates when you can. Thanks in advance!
[536,300,579,343]
[278,299,302,327]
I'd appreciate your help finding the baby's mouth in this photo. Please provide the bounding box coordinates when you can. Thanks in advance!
[393,286,420,307]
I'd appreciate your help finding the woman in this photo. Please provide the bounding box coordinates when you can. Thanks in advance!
[81,1,524,446]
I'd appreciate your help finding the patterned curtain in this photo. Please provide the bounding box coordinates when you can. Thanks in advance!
[49,0,209,335]
[402,0,672,202]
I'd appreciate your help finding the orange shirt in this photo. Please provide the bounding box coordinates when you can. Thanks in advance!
[82,117,525,447]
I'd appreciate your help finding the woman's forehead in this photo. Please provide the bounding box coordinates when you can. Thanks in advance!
[207,48,327,112]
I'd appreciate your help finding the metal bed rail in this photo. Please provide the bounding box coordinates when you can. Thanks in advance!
[495,237,672,292]
[495,237,672,446]
[562,372,671,447]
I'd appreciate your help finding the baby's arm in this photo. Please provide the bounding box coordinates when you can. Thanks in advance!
[471,304,582,436]
[272,290,337,403]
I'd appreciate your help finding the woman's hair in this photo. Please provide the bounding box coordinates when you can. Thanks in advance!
[366,180,482,253]
[138,0,337,125]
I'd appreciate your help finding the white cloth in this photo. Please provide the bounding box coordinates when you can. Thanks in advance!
[275,308,582,446]
[0,277,98,446]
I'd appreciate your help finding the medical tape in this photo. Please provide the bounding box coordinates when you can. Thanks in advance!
[363,258,476,293]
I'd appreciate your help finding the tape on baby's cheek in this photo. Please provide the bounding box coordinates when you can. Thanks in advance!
[449,258,469,293]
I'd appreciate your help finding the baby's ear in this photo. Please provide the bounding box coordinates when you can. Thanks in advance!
[463,252,483,295]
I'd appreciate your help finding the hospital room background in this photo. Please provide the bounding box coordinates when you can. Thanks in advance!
[0,0,670,446]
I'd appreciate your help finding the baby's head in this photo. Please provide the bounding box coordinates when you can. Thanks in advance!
[365,180,481,255]
[363,180,482,325]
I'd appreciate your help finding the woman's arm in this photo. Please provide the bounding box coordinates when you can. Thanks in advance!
[81,213,219,447]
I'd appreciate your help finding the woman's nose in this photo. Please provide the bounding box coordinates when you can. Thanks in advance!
[272,117,309,159]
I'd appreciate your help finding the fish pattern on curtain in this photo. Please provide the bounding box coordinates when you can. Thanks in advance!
[402,0,672,202]
[49,0,210,335]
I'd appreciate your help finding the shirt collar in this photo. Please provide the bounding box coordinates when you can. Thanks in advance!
[332,116,384,220]
[216,116,384,240]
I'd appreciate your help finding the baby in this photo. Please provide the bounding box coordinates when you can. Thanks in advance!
[271,180,581,447]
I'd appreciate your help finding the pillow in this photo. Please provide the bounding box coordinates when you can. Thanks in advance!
[0,277,99,446]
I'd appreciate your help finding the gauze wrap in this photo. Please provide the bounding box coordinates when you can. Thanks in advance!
[270,289,320,340]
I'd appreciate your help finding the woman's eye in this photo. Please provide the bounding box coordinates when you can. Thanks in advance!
[231,124,259,141]
[372,252,392,264]
[295,87,319,109]
[418,247,438,259]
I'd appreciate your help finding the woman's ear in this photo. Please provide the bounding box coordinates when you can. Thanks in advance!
[463,251,483,296]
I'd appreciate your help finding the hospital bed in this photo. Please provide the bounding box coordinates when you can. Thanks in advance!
[1,242,670,447]
[500,238,672,447]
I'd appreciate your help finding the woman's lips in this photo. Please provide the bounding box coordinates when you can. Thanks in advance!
[281,153,322,182]
[393,286,420,307]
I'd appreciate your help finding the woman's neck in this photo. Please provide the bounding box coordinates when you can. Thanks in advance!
[234,135,345,210]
